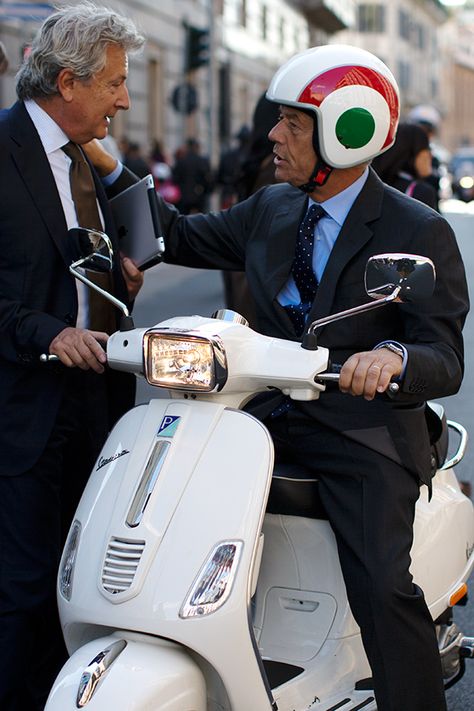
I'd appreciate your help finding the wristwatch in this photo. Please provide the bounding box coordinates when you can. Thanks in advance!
[375,342,405,359]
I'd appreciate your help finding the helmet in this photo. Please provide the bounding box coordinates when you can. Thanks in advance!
[266,44,400,171]
[407,104,440,132]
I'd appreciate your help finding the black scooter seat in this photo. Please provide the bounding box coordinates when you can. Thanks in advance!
[267,462,328,519]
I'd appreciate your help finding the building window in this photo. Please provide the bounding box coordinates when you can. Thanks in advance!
[261,5,268,41]
[397,60,411,91]
[357,4,386,33]
[412,22,426,50]
[239,0,247,28]
[398,9,411,41]
[279,17,285,49]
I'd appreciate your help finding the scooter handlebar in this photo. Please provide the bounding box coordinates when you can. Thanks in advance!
[316,364,400,398]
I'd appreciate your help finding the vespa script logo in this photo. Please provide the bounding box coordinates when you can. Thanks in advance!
[96,449,130,471]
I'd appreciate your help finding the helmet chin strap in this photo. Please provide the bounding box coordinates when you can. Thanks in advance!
[298,120,333,193]
[298,160,333,193]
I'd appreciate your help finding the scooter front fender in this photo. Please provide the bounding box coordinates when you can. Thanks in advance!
[45,632,206,710]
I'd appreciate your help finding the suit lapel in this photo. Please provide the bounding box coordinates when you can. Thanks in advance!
[307,169,385,328]
[8,102,71,266]
[264,188,308,300]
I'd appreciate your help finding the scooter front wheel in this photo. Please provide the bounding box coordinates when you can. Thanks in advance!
[45,632,206,710]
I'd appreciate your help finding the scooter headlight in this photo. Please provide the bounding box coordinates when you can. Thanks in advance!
[144,331,227,391]
[180,541,243,618]
[59,520,82,601]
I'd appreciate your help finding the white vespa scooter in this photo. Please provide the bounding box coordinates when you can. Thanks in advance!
[45,230,474,711]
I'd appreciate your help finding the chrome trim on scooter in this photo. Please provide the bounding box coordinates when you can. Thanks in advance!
[126,440,170,527]
[441,421,468,471]
[76,638,127,707]
[460,636,474,658]
[102,538,145,594]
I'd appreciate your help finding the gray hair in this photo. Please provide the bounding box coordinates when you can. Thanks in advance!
[16,2,145,100]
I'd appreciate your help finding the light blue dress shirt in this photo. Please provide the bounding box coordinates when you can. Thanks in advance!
[276,168,407,373]
[277,168,369,306]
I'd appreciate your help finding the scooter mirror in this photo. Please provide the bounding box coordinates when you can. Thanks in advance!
[68,228,133,330]
[365,253,436,303]
[68,227,114,273]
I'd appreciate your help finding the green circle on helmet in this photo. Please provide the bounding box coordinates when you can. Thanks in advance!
[336,108,376,149]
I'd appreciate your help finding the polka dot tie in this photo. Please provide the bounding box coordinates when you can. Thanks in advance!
[285,204,326,336]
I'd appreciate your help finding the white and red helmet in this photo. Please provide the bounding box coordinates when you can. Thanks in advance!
[267,44,400,171]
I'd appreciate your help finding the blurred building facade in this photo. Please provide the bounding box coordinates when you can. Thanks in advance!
[0,0,472,158]
[0,0,353,161]
[439,3,474,151]
[332,0,474,152]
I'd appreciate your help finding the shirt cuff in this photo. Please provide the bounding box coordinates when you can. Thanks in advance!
[101,161,124,187]
[373,340,408,379]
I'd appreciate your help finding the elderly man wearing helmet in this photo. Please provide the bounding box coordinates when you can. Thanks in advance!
[93,44,468,711]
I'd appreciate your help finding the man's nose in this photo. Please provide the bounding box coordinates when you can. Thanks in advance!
[117,83,130,110]
[268,121,281,143]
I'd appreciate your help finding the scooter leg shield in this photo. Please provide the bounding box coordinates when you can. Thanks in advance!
[45,633,206,710]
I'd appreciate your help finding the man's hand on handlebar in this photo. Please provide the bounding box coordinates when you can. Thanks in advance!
[339,348,403,401]
[49,327,108,373]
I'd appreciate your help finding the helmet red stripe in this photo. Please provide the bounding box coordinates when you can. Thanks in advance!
[297,65,399,149]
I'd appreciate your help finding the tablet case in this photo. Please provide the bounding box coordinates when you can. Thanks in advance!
[109,174,165,270]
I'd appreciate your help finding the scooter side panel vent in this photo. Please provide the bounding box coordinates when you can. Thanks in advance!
[101,537,146,595]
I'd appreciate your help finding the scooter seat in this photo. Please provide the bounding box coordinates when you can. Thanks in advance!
[267,462,328,519]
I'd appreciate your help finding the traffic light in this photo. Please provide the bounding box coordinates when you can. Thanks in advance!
[186,25,210,71]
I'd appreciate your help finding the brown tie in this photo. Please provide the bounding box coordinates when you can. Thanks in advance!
[62,142,117,334]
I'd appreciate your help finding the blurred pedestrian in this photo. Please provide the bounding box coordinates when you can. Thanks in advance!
[150,138,167,164]
[371,122,438,209]
[123,140,150,178]
[222,94,280,327]
[407,104,443,209]
[0,5,144,708]
[152,160,181,204]
[215,124,250,209]
[172,138,213,214]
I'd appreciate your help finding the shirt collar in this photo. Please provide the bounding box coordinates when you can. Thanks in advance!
[309,167,369,226]
[24,99,69,155]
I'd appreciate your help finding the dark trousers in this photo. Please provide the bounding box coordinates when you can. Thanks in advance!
[0,370,110,711]
[267,408,447,711]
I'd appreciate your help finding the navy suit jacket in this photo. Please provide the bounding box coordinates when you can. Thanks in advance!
[159,169,469,484]
[0,101,132,475]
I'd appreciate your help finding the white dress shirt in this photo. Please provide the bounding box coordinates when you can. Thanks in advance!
[24,99,104,328]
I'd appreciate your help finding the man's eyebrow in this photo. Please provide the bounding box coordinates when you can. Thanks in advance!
[284,111,305,125]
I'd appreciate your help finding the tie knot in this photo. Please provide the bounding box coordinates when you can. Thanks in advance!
[307,203,326,222]
[62,141,85,163]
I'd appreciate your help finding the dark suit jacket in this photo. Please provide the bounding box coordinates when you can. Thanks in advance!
[159,169,469,484]
[0,101,133,476]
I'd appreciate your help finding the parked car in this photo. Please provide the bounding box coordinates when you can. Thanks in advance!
[449,147,474,202]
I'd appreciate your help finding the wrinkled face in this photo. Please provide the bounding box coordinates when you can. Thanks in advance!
[64,44,130,143]
[268,105,317,186]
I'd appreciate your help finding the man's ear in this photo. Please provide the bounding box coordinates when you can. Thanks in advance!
[57,67,76,102]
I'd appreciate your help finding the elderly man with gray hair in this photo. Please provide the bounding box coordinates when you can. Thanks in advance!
[0,4,144,708]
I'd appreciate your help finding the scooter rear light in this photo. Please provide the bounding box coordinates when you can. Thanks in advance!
[59,519,82,601]
[180,541,243,618]
[144,332,217,391]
